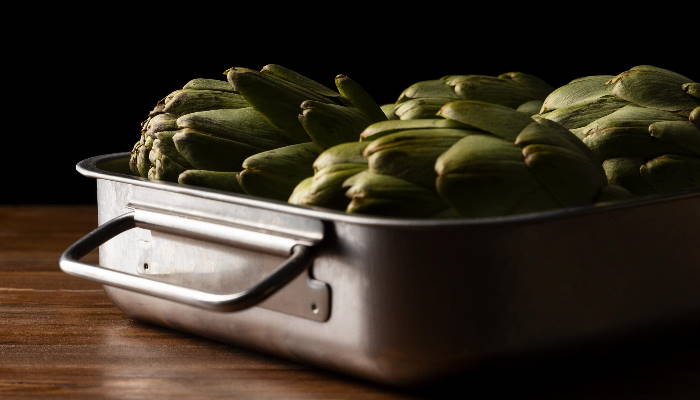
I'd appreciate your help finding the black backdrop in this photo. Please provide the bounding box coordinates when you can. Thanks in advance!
[6,15,696,204]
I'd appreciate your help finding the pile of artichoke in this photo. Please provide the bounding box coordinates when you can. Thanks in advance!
[537,66,700,195]
[129,65,699,219]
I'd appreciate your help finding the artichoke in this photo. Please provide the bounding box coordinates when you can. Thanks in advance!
[435,101,612,217]
[131,65,699,220]
[343,171,457,218]
[130,65,383,198]
[238,142,322,201]
[289,142,369,210]
[290,71,617,218]
[224,66,384,200]
[227,67,384,149]
[128,77,288,188]
[538,65,700,195]
[388,72,555,120]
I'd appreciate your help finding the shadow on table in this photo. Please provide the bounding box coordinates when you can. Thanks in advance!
[129,316,700,399]
[411,318,700,399]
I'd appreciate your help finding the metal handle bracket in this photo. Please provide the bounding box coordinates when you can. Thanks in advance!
[59,212,323,314]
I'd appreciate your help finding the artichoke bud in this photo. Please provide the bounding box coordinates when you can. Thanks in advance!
[177,170,243,193]
[172,128,263,171]
[516,117,599,164]
[292,141,371,209]
[360,119,465,141]
[289,164,366,210]
[298,100,372,149]
[182,78,235,92]
[364,128,472,188]
[438,100,532,141]
[343,171,451,218]
[238,142,322,201]
[335,74,387,123]
[176,107,292,150]
[162,89,249,116]
[435,134,557,218]
[393,97,447,120]
[521,143,605,207]
[227,67,325,143]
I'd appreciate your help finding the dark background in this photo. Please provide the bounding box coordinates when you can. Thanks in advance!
[5,15,696,204]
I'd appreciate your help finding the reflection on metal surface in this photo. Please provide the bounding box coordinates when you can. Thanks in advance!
[60,211,330,320]
[60,153,700,386]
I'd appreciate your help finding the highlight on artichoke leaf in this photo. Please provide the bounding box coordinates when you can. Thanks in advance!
[126,64,699,219]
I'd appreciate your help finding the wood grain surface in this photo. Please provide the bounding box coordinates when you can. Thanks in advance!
[2,206,700,399]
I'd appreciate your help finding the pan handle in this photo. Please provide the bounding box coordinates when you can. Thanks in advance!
[59,211,315,312]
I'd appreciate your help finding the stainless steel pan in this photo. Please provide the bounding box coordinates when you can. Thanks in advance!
[60,153,700,386]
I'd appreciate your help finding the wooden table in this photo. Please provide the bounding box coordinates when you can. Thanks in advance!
[2,206,700,399]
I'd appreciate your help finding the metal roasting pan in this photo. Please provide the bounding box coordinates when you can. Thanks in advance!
[60,152,700,386]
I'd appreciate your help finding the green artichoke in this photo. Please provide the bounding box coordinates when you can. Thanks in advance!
[435,101,613,217]
[130,65,382,197]
[227,66,384,148]
[289,142,369,210]
[131,65,700,220]
[538,65,700,195]
[238,142,322,201]
[388,72,554,120]
[290,71,616,218]
[128,76,285,188]
[343,171,457,218]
